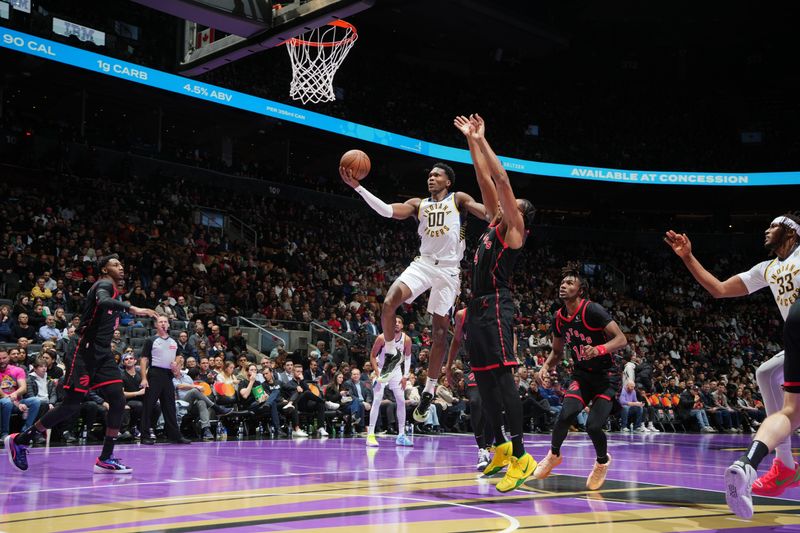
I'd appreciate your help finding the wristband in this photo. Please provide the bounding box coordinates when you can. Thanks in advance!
[596,344,607,356]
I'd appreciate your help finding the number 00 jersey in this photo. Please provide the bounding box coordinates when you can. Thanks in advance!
[417,192,466,263]
[738,245,800,320]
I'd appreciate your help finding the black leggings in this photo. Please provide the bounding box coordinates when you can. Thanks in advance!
[474,366,525,457]
[784,300,800,393]
[39,382,126,432]
[552,396,613,460]
[467,386,494,449]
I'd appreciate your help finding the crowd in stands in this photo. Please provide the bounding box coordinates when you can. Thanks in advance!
[0,166,782,444]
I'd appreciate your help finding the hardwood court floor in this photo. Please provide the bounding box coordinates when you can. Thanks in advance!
[1,431,799,532]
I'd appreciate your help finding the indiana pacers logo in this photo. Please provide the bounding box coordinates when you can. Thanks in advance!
[422,202,452,238]
[770,261,799,307]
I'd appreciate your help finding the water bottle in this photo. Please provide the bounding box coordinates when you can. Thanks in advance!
[268,425,276,439]
[237,421,245,440]
[218,423,227,441]
[406,422,414,444]
[256,422,264,437]
[339,419,345,438]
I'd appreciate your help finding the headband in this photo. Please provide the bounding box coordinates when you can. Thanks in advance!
[772,216,800,233]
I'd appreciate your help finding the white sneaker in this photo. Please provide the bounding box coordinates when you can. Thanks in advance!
[725,460,756,519]
[636,426,648,433]
[647,424,660,433]
[702,426,715,433]
[318,428,329,437]
[325,401,340,410]
[283,402,294,411]
[477,448,491,471]
[292,428,308,438]
[621,427,631,432]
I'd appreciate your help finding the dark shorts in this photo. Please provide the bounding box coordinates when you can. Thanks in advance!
[784,300,800,393]
[465,292,517,372]
[63,341,123,393]
[564,369,620,407]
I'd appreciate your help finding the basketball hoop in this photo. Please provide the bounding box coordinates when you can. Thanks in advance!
[285,20,357,105]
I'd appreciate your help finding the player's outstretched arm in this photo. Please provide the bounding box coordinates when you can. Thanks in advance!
[473,116,525,249]
[664,230,748,298]
[340,166,419,220]
[455,115,495,222]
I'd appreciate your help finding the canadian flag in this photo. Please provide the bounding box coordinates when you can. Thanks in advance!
[196,27,215,49]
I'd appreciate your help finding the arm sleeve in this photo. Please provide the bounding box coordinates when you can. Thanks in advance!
[584,302,613,330]
[737,260,770,295]
[96,282,132,312]
[354,186,393,218]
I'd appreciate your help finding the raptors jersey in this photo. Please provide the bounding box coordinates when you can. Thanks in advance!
[471,223,522,296]
[738,244,800,320]
[417,192,466,262]
[552,299,616,374]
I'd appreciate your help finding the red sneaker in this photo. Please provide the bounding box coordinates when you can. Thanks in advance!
[752,458,800,496]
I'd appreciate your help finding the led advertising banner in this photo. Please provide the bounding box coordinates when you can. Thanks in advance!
[2,26,798,186]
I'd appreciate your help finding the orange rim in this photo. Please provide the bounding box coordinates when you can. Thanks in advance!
[286,20,357,48]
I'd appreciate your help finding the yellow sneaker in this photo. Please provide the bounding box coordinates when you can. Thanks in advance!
[586,453,611,490]
[482,441,513,476]
[366,434,379,447]
[533,450,562,480]
[496,453,537,493]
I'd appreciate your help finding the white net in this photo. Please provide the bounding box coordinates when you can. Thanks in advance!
[286,21,358,105]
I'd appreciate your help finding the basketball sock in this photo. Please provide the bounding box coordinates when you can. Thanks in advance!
[596,455,609,465]
[384,339,396,355]
[740,440,769,470]
[423,379,436,396]
[14,424,43,446]
[551,446,561,457]
[100,436,117,461]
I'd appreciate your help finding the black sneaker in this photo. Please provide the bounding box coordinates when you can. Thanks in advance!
[214,405,234,416]
[202,428,214,441]
[63,431,78,444]
[378,352,401,383]
[4,434,28,471]
[413,392,433,423]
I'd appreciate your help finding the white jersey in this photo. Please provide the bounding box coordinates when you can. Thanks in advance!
[417,192,466,263]
[378,332,408,368]
[738,244,800,320]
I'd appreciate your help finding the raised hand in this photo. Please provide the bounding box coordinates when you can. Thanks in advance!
[339,166,359,189]
[454,115,474,137]
[469,113,485,139]
[664,230,692,259]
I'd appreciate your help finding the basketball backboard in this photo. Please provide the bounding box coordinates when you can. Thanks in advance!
[133,0,374,76]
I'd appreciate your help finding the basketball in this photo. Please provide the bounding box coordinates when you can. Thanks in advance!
[340,149,371,180]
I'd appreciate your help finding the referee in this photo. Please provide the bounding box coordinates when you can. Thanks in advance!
[140,314,191,445]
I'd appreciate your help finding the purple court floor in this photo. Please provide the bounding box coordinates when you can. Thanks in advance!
[1,432,799,532]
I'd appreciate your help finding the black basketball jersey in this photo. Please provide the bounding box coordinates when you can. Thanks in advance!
[552,299,615,374]
[77,279,131,350]
[471,224,522,296]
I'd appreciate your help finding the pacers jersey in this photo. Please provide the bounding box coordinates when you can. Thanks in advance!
[738,244,800,320]
[471,223,522,296]
[552,299,616,374]
[418,192,466,262]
